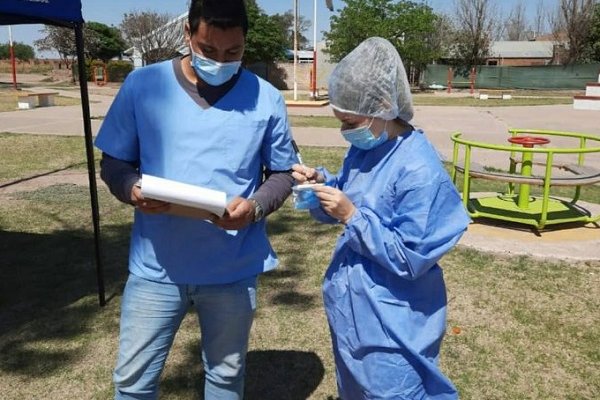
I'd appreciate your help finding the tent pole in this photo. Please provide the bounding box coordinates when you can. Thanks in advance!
[75,23,105,307]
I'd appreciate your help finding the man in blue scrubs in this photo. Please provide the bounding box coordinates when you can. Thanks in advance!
[95,1,297,398]
[292,37,470,399]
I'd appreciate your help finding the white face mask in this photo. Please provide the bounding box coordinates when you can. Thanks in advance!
[190,47,241,86]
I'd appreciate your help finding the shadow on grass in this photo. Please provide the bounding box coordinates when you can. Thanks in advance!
[0,223,131,379]
[270,291,317,311]
[162,347,325,400]
[0,162,87,189]
[0,300,111,377]
[0,188,331,385]
[262,204,338,310]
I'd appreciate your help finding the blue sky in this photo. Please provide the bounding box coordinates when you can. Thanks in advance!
[1,0,546,57]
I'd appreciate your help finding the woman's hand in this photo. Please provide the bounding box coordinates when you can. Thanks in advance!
[214,197,254,230]
[313,185,356,224]
[291,164,324,184]
[131,185,170,214]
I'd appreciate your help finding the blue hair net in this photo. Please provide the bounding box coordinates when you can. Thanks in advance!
[328,37,414,122]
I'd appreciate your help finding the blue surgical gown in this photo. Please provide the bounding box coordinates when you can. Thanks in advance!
[311,130,470,399]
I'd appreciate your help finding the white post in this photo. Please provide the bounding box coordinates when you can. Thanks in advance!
[293,0,298,101]
[312,0,317,99]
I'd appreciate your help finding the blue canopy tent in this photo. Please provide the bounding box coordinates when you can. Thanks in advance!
[0,0,105,306]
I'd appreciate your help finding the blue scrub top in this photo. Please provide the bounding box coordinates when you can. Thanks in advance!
[95,61,297,284]
[312,130,470,399]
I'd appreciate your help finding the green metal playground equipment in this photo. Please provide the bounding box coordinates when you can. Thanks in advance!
[451,129,600,229]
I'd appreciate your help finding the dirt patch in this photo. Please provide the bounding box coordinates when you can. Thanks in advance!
[0,170,95,197]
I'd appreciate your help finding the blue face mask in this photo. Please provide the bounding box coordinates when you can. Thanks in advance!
[341,119,389,150]
[190,49,241,86]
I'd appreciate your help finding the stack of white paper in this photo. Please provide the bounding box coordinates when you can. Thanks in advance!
[141,174,227,218]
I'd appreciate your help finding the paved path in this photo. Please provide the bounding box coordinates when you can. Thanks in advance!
[288,103,600,169]
[0,87,109,136]
[3,87,599,162]
[2,88,600,260]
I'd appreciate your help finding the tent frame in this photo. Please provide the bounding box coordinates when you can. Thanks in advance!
[1,13,105,306]
[74,24,105,307]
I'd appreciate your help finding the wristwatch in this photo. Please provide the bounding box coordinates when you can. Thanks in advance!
[248,198,264,222]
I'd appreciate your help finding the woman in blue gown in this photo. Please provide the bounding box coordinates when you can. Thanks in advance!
[292,37,471,399]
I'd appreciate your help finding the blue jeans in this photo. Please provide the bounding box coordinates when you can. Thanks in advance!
[114,273,257,400]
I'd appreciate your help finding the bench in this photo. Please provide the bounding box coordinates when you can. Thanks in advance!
[455,162,600,187]
[478,89,514,100]
[17,92,59,109]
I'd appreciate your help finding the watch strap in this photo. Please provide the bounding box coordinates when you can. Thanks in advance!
[248,198,264,222]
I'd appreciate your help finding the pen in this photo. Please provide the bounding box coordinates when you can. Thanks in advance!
[291,139,304,165]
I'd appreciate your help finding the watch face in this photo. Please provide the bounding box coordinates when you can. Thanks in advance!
[251,199,263,221]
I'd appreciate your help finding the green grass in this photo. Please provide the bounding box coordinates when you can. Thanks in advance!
[413,95,573,107]
[0,135,599,399]
[0,132,94,182]
[282,92,315,101]
[286,93,573,109]
[289,115,340,128]
[504,89,583,98]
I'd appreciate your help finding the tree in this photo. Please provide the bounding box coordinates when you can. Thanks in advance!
[452,0,497,68]
[582,2,600,62]
[0,42,35,60]
[429,13,456,62]
[14,43,35,60]
[35,26,77,68]
[325,0,393,62]
[503,1,530,41]
[533,0,549,38]
[35,22,126,65]
[244,0,287,65]
[272,10,311,50]
[393,1,444,70]
[85,22,127,62]
[550,0,597,64]
[120,11,184,65]
[323,0,442,71]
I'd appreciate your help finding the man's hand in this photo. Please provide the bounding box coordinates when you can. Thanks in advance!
[131,185,171,214]
[312,185,356,224]
[214,197,254,230]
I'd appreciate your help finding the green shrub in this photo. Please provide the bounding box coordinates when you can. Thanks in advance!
[107,60,133,82]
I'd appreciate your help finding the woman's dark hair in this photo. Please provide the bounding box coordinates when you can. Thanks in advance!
[188,0,248,36]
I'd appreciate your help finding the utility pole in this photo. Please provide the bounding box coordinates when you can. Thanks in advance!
[293,0,298,101]
[8,26,17,90]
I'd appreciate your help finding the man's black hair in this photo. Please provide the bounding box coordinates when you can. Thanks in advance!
[188,0,248,36]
